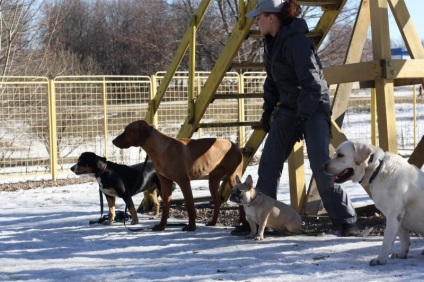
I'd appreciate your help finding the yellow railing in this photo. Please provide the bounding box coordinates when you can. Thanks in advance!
[0,74,422,181]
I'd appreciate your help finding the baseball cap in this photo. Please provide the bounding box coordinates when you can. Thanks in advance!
[245,0,284,18]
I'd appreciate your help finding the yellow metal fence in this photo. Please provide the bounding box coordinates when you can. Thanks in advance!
[0,73,422,181]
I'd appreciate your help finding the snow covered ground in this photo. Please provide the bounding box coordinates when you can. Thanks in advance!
[1,162,424,282]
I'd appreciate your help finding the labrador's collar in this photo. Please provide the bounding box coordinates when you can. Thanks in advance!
[359,153,384,185]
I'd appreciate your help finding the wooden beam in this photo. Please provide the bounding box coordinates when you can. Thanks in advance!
[288,142,307,213]
[375,79,398,153]
[387,59,424,78]
[370,0,398,153]
[324,61,380,84]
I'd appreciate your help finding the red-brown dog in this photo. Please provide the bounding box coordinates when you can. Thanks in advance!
[112,120,243,231]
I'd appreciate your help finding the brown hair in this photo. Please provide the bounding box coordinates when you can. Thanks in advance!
[279,0,302,22]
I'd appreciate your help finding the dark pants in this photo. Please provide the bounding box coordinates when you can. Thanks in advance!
[256,109,357,226]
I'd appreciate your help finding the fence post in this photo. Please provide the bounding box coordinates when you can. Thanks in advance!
[188,15,197,124]
[371,88,377,146]
[150,74,158,127]
[48,78,58,181]
[238,73,246,147]
[413,85,417,147]
[102,77,109,157]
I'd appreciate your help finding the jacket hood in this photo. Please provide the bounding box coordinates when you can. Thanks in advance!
[264,17,309,44]
[279,17,309,39]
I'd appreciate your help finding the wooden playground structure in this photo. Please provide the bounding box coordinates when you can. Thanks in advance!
[143,0,424,215]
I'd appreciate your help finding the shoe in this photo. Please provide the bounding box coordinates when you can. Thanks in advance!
[230,222,251,236]
[341,222,361,237]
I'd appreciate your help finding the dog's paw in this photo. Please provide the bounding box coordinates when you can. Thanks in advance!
[152,224,166,231]
[205,220,217,226]
[369,258,387,266]
[102,220,113,225]
[254,236,264,240]
[182,224,196,231]
[131,220,139,225]
[246,233,256,239]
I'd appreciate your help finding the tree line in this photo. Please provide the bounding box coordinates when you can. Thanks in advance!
[1,0,408,78]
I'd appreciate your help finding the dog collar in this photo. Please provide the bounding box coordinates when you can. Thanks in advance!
[96,163,107,177]
[368,157,384,184]
[360,154,384,185]
[248,188,261,207]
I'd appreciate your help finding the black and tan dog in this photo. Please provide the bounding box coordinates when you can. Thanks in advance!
[70,152,162,225]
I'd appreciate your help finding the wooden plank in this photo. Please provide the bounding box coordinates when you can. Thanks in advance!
[370,0,398,154]
[198,121,260,128]
[288,142,307,213]
[324,61,380,84]
[375,79,398,153]
[387,59,424,79]
[370,0,392,59]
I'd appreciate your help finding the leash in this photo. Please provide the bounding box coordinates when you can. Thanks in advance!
[99,188,104,218]
[125,154,150,232]
[90,162,107,224]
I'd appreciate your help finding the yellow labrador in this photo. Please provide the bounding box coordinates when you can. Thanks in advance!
[324,140,424,266]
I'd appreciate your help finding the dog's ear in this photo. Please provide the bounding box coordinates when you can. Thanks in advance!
[130,120,151,146]
[245,175,253,189]
[353,142,373,165]
[236,175,241,184]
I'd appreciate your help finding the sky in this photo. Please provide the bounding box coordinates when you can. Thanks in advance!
[389,1,424,43]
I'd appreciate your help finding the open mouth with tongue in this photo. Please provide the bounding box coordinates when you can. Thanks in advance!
[330,168,354,185]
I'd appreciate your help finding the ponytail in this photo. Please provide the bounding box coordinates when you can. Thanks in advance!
[279,0,302,22]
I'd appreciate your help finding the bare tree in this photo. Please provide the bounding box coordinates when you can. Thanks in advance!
[0,0,48,76]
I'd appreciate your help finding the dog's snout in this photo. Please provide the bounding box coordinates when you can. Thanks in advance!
[229,189,241,203]
[112,133,131,149]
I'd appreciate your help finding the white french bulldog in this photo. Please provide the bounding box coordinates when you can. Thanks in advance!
[230,175,302,240]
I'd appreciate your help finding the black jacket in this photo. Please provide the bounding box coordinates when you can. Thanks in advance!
[262,17,330,119]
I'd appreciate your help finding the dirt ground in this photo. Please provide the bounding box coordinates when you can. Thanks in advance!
[0,177,390,236]
[167,202,388,236]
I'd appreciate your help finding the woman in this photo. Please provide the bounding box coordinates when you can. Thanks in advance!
[232,0,359,236]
